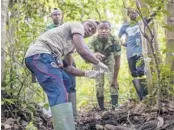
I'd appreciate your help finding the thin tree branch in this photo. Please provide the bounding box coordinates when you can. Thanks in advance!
[127,111,136,130]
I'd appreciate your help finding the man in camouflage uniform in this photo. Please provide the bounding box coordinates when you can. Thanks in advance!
[89,21,121,110]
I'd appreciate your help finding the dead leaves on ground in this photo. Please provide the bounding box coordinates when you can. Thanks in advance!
[1,100,174,130]
[76,100,174,130]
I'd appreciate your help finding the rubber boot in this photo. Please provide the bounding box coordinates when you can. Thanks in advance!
[68,92,77,116]
[140,79,148,99]
[51,103,75,130]
[111,95,118,110]
[97,97,105,110]
[132,79,148,101]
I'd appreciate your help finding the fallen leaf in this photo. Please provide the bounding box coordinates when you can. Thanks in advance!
[104,124,116,130]
[4,118,16,125]
[1,123,11,129]
[157,116,164,128]
[96,124,104,130]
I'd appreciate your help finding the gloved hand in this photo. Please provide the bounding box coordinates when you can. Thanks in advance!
[85,70,100,78]
[95,61,108,72]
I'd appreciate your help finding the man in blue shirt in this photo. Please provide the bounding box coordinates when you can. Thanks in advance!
[118,8,147,100]
[119,9,144,77]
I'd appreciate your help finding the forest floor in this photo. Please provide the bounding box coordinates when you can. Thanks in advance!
[1,99,174,130]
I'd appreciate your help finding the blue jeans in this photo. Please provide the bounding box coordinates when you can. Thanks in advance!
[25,53,71,107]
[128,54,145,78]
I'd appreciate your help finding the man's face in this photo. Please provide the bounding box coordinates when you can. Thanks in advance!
[83,22,97,38]
[51,11,62,24]
[129,11,138,21]
[98,23,111,39]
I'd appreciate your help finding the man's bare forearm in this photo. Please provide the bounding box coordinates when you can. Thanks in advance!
[73,34,99,64]
[113,55,121,82]
[63,66,85,76]
[79,51,99,64]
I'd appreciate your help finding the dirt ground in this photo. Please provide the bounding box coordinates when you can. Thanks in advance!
[76,100,174,130]
[1,100,174,130]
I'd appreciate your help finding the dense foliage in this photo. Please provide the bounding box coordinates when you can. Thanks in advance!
[1,0,174,128]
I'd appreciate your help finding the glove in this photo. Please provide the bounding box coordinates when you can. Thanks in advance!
[85,70,100,78]
[95,61,108,72]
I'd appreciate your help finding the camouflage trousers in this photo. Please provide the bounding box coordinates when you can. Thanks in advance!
[94,55,118,97]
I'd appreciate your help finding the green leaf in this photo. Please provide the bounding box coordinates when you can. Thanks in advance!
[25,121,37,130]
[162,48,168,54]
[160,9,169,15]
[4,98,17,105]
[162,25,174,31]
[43,103,49,110]
[1,101,4,105]
[22,103,27,109]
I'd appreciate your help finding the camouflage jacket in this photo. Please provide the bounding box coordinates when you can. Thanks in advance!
[89,34,121,58]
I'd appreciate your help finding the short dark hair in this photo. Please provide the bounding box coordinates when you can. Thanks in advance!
[83,19,99,27]
[100,20,111,27]
[51,8,62,15]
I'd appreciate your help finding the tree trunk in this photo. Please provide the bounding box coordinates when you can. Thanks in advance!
[1,0,9,83]
[136,0,163,108]
[1,0,9,119]
[136,0,153,98]
[165,2,174,84]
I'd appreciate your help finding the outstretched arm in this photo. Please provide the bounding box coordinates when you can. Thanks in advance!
[63,65,100,79]
[111,55,121,89]
[63,66,85,76]
[63,54,86,76]
[72,33,99,64]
